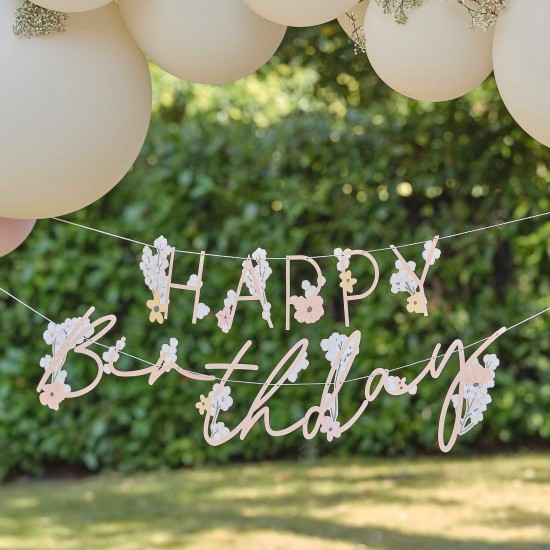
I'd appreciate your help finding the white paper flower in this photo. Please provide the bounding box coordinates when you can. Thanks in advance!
[334,247,351,272]
[252,248,267,262]
[39,355,52,370]
[187,274,199,288]
[139,236,171,302]
[320,332,355,367]
[288,354,309,383]
[196,303,210,320]
[224,290,237,308]
[483,354,500,371]
[244,248,272,299]
[390,260,419,295]
[211,422,230,441]
[102,347,118,364]
[470,409,484,425]
[209,384,233,414]
[161,338,178,364]
[422,240,441,266]
[385,374,417,395]
[301,280,317,298]
[261,301,272,321]
[320,332,347,362]
[386,376,400,392]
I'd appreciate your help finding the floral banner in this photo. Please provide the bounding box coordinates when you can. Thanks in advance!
[29,228,534,454]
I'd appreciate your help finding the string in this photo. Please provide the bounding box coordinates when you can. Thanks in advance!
[0,285,547,387]
[51,210,550,261]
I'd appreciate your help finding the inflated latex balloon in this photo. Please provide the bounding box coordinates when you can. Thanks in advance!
[0,1,151,219]
[117,0,286,84]
[338,0,369,41]
[0,218,36,258]
[493,0,550,147]
[32,0,112,12]
[364,0,494,102]
[244,0,358,27]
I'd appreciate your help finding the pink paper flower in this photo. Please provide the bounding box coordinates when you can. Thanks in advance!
[320,416,342,442]
[293,295,324,324]
[461,360,494,387]
[39,381,67,411]
[216,307,232,333]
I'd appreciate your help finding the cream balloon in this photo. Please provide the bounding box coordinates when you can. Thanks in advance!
[117,0,286,84]
[0,218,36,258]
[31,0,112,12]
[493,0,550,147]
[244,0,358,27]
[0,2,151,219]
[364,0,494,102]
[338,0,369,41]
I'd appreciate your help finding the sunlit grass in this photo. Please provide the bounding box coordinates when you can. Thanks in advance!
[0,454,548,549]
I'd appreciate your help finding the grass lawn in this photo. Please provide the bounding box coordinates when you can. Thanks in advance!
[0,454,548,549]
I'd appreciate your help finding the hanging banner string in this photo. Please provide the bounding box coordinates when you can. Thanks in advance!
[50,211,550,260]
[0,285,547,387]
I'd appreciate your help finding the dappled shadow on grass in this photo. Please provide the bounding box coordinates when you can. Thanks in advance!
[0,456,549,549]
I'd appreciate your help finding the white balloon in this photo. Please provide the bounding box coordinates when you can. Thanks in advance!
[364,0,494,102]
[31,0,112,13]
[117,0,286,84]
[493,0,550,147]
[244,0,358,27]
[0,218,36,258]
[338,0,369,41]
[0,2,151,219]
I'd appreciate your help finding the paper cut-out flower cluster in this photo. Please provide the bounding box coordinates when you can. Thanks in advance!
[102,337,126,374]
[290,278,326,325]
[39,317,95,410]
[206,383,234,441]
[319,332,358,442]
[452,354,499,435]
[390,239,441,314]
[244,248,273,321]
[140,236,171,320]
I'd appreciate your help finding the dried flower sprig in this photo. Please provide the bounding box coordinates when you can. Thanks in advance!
[376,0,505,28]
[451,0,506,31]
[13,0,68,38]
[346,9,367,55]
[375,0,425,25]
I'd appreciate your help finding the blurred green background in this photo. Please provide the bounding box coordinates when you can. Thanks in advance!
[0,24,548,483]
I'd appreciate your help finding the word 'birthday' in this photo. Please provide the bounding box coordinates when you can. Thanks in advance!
[37,306,506,453]
[139,237,442,330]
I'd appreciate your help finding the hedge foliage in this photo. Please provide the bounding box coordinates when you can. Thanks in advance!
[0,26,548,480]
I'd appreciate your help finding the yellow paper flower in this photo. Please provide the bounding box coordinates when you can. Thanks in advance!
[147,292,167,324]
[406,292,427,314]
[339,270,357,293]
[195,394,211,416]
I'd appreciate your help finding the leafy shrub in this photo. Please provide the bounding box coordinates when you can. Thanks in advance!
[0,27,548,480]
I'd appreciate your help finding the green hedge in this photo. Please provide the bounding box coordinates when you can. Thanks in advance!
[0,27,548,479]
